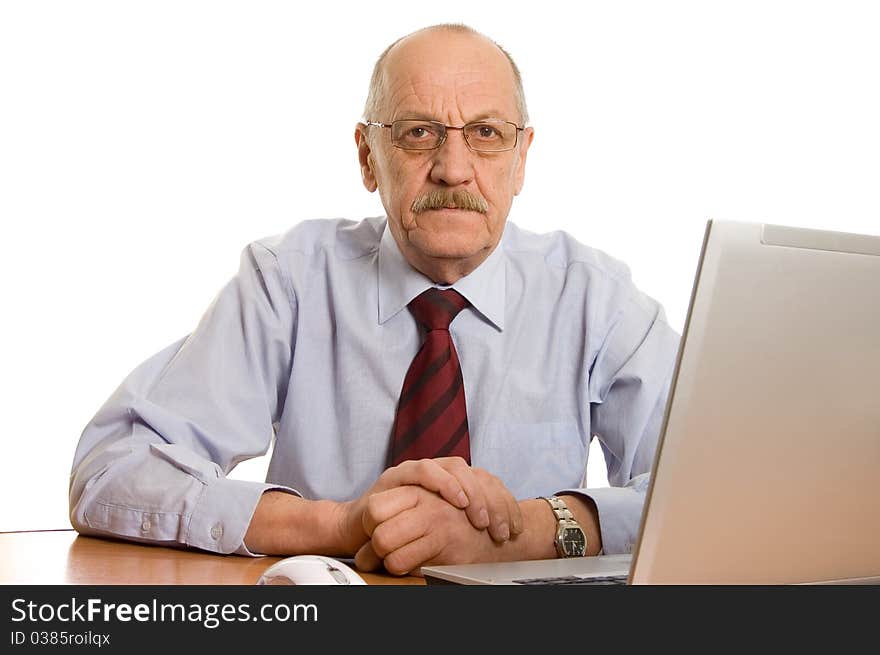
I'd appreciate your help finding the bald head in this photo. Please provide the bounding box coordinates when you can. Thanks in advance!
[363,24,529,126]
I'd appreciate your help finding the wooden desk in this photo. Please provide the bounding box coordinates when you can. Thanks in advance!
[0,530,425,586]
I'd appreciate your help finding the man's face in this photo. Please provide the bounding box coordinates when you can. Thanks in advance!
[356,30,534,283]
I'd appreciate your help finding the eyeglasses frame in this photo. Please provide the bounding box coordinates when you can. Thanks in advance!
[364,118,525,153]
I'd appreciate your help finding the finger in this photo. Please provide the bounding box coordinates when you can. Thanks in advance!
[380,459,469,509]
[382,530,446,577]
[354,541,382,572]
[433,458,490,531]
[362,486,421,536]
[370,504,431,559]
[507,489,524,535]
[477,473,522,541]
[482,480,513,542]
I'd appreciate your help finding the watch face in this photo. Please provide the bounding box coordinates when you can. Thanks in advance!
[561,527,587,556]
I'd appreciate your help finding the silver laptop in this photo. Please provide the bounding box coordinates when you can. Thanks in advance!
[422,219,880,585]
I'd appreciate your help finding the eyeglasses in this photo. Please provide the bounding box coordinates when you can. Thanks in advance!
[364,119,524,152]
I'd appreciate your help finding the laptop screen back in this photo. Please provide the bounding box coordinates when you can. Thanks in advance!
[630,220,880,584]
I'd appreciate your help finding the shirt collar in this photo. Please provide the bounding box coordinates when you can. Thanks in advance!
[377,219,506,331]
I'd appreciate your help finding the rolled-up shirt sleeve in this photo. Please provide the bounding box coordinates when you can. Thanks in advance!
[69,241,299,555]
[558,279,679,555]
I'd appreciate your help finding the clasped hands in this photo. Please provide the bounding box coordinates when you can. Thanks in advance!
[340,457,524,575]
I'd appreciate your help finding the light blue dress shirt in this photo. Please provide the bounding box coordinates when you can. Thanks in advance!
[69,216,680,557]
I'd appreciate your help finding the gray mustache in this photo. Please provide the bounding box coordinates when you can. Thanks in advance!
[411,190,489,214]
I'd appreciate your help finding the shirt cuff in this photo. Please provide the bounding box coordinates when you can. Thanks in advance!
[556,485,647,556]
[185,477,300,556]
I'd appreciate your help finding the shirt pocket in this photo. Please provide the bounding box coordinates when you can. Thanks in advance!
[477,421,587,499]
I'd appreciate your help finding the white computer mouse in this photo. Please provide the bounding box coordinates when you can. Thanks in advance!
[256,555,368,586]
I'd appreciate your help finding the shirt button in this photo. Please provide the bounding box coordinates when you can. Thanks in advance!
[141,518,151,532]
[211,524,223,540]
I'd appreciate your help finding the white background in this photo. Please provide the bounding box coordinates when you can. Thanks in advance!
[1,1,878,531]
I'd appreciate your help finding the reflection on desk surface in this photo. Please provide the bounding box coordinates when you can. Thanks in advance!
[0,530,424,586]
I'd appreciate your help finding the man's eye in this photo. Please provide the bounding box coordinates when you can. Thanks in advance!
[393,122,443,149]
[469,124,502,141]
[402,124,438,139]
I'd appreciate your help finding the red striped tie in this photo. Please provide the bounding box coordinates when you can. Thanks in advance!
[390,288,471,466]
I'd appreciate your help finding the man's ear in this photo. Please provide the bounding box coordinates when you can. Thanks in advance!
[355,123,378,192]
[513,126,534,196]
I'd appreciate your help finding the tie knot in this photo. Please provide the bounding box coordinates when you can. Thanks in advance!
[408,288,470,331]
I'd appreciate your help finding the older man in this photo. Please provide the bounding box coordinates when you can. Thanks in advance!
[70,24,679,575]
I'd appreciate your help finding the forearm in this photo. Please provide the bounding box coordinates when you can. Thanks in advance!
[494,495,603,561]
[244,491,363,557]
[71,434,283,554]
[558,477,650,554]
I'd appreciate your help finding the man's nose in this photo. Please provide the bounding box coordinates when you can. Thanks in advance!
[428,129,475,187]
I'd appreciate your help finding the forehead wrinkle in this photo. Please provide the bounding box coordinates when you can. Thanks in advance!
[386,69,517,123]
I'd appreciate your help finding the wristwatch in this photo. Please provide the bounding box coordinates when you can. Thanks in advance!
[540,495,588,558]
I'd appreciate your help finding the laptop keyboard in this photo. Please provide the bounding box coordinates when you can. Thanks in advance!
[513,574,628,585]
